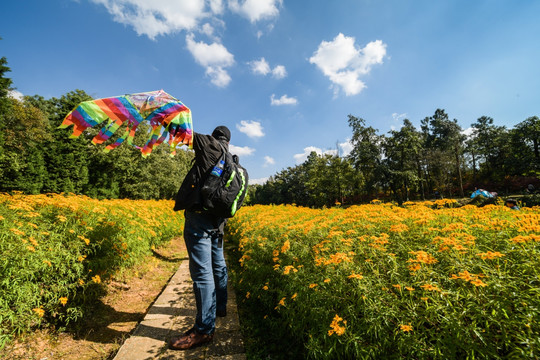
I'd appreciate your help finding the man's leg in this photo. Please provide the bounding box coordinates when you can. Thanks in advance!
[183,212,217,335]
[212,232,228,316]
[170,211,217,350]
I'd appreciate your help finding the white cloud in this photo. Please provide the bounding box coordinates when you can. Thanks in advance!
[236,120,265,138]
[229,0,282,23]
[462,127,475,138]
[270,94,298,106]
[339,139,353,157]
[392,113,407,122]
[309,33,387,96]
[250,177,268,185]
[293,146,336,164]
[230,144,255,156]
[249,58,286,78]
[249,57,271,75]
[201,23,215,37]
[8,90,23,100]
[271,65,286,79]
[208,0,223,14]
[205,66,232,87]
[91,0,216,40]
[186,34,234,87]
[263,156,275,166]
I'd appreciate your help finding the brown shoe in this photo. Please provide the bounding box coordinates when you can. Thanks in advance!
[169,328,214,350]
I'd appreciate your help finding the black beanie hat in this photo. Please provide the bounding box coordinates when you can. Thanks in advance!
[212,126,231,142]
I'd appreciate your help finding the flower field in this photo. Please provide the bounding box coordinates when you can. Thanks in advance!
[227,201,540,359]
[0,193,183,347]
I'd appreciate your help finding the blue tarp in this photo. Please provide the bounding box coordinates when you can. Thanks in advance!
[470,189,495,199]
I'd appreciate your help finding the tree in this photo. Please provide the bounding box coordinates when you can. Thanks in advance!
[515,116,540,172]
[347,115,383,196]
[0,97,50,193]
[383,119,424,202]
[421,109,465,197]
[41,90,94,193]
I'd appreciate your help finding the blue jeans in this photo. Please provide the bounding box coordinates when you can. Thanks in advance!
[183,210,228,334]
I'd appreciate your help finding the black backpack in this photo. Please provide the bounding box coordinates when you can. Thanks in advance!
[200,144,249,218]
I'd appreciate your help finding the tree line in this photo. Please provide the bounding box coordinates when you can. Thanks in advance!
[0,56,193,199]
[251,111,540,207]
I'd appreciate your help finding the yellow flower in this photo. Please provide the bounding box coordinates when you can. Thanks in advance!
[400,324,413,333]
[348,273,363,280]
[27,245,36,252]
[405,287,415,292]
[246,292,250,298]
[328,314,347,336]
[43,260,52,267]
[283,265,297,275]
[59,297,68,306]
[57,215,67,222]
[420,284,441,292]
[92,275,101,284]
[262,285,269,291]
[392,284,401,290]
[33,308,45,317]
[10,228,25,236]
[281,240,290,253]
[78,279,85,286]
[477,251,505,260]
[309,283,318,289]
[291,293,297,300]
[471,279,488,287]
[324,278,331,283]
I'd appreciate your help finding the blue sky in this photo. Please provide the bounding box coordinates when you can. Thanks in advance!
[2,0,540,183]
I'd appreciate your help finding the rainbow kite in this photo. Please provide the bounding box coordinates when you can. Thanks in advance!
[60,90,193,156]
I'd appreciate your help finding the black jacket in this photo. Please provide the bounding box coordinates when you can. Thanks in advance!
[174,132,228,212]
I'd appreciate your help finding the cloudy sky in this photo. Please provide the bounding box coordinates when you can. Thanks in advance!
[2,1,540,183]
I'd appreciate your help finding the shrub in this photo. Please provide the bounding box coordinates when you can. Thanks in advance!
[0,193,183,347]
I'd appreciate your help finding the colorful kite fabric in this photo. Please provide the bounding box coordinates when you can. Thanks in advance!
[60,90,193,156]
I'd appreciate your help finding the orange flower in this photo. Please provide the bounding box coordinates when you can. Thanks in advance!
[400,324,413,332]
[59,297,68,306]
[420,284,441,292]
[328,314,347,336]
[281,240,291,253]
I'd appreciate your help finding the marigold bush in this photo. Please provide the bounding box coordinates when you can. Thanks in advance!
[227,203,540,359]
[0,193,183,347]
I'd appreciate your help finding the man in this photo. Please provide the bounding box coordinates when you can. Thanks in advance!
[169,126,230,350]
[505,198,520,210]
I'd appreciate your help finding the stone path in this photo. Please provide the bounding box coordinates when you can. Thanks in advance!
[114,259,245,360]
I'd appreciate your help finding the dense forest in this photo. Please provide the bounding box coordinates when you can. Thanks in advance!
[0,56,193,199]
[252,112,540,207]
[1,53,539,206]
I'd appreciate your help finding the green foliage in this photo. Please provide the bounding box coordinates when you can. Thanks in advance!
[0,193,183,347]
[253,153,361,207]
